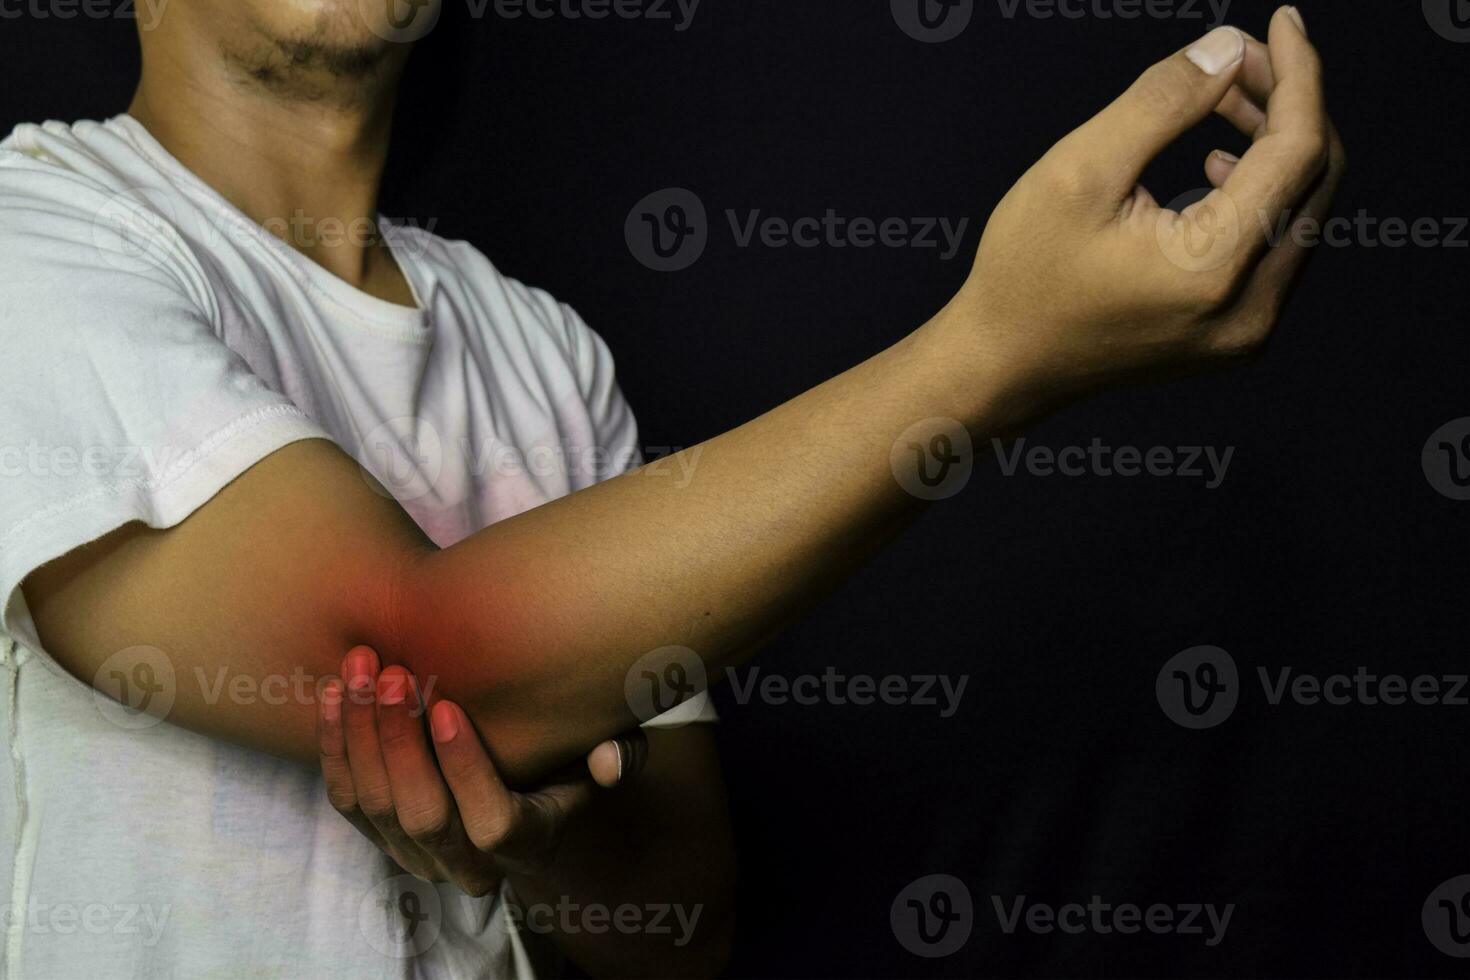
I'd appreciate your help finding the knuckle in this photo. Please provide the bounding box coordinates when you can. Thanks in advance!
[1133,60,1193,124]
[378,724,421,755]
[465,816,512,854]
[1291,128,1330,174]
[1211,313,1275,362]
[1034,156,1094,203]
[1187,269,1238,313]
[399,806,453,845]
[326,788,359,816]
[358,792,398,827]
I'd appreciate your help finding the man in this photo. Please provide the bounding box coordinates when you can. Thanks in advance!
[0,1,1341,977]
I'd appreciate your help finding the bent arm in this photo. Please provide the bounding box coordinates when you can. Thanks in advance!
[26,316,1004,785]
[27,14,1340,786]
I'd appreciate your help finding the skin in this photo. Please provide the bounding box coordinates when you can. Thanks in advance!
[20,3,1343,976]
[66,0,734,973]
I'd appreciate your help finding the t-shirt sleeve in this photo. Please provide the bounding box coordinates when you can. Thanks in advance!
[0,164,328,659]
[558,301,644,478]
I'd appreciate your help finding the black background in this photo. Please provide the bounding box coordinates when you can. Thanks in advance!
[3,0,1467,976]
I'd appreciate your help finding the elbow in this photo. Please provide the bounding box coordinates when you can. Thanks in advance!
[391,545,644,788]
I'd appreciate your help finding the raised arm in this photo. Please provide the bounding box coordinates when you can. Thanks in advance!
[24,11,1342,786]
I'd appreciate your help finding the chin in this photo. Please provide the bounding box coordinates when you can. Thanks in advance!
[239,0,439,52]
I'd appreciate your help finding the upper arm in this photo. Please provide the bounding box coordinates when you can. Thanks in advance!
[23,438,434,766]
[1,175,658,783]
[0,167,438,769]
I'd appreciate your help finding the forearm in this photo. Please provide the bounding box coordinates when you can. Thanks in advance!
[505,729,737,978]
[24,308,1015,786]
[396,312,1022,783]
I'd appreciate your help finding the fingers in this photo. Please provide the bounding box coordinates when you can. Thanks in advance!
[1213,34,1272,137]
[374,670,508,896]
[1202,7,1329,270]
[1234,31,1277,99]
[340,646,429,863]
[586,730,650,789]
[427,700,521,853]
[320,670,438,880]
[428,700,595,872]
[318,676,383,842]
[1214,85,1265,140]
[1052,25,1246,206]
[375,667,455,845]
[1244,118,1346,298]
[1204,149,1239,188]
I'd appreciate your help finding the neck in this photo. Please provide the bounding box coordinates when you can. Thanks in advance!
[128,16,413,302]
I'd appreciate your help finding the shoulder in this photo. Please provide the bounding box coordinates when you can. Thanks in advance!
[0,117,216,316]
[1,116,162,210]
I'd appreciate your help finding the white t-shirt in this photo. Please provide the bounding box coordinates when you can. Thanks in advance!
[0,115,710,979]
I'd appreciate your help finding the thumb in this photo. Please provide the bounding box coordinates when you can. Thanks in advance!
[1054,25,1247,205]
[585,730,650,789]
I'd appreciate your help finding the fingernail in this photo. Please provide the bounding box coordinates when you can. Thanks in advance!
[1213,149,1240,163]
[346,648,377,693]
[1186,26,1246,75]
[430,701,458,743]
[1284,6,1306,36]
[378,669,407,706]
